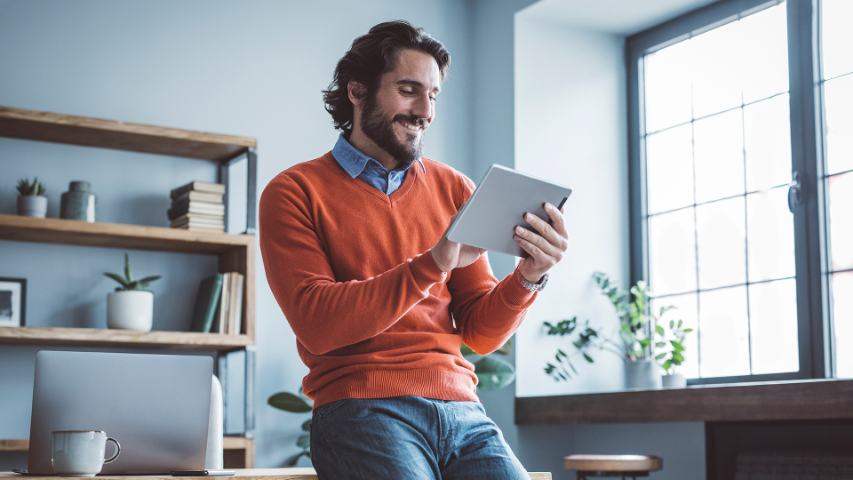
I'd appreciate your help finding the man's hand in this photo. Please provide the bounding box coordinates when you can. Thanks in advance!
[513,202,569,283]
[430,235,485,273]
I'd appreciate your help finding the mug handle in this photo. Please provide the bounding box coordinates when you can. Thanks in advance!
[104,437,121,464]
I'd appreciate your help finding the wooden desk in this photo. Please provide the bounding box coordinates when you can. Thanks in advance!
[0,467,552,479]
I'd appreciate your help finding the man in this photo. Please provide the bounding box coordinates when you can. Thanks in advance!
[259,20,568,479]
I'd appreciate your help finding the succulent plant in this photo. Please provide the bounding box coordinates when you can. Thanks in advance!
[16,177,46,196]
[103,253,162,292]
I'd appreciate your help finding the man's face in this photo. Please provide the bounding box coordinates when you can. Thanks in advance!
[359,48,441,167]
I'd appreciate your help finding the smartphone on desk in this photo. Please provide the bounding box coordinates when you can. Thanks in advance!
[171,469,236,476]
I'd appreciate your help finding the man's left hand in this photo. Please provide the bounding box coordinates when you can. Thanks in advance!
[513,202,569,283]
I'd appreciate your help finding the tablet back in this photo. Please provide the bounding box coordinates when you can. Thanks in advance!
[446,164,572,257]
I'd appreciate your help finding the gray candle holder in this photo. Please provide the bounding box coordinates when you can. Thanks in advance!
[60,181,96,222]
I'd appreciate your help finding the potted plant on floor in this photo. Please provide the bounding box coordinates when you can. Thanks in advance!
[103,253,161,331]
[543,272,684,390]
[16,177,48,217]
[655,318,692,388]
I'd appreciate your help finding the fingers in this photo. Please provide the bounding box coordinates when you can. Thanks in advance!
[514,225,563,261]
[522,208,568,251]
[545,202,568,238]
[514,232,559,269]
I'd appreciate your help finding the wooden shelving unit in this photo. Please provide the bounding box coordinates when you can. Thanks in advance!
[0,106,258,466]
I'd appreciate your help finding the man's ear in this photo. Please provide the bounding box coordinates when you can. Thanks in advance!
[347,80,367,107]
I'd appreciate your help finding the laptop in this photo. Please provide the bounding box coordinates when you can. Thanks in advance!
[26,350,213,475]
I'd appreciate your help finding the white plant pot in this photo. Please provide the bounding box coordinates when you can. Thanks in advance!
[17,195,48,217]
[661,372,687,389]
[624,359,662,390]
[107,290,153,331]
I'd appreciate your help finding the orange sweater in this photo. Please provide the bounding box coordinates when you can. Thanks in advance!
[259,153,537,407]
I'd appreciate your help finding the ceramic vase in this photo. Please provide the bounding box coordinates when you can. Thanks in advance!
[624,359,661,390]
[60,181,96,222]
[106,290,153,331]
[17,195,48,217]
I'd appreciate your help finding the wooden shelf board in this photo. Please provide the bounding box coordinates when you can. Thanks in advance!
[0,214,251,254]
[515,379,853,424]
[0,327,251,352]
[0,439,27,452]
[0,106,255,162]
[1,438,252,453]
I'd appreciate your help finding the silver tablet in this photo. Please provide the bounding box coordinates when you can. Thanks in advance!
[446,164,572,257]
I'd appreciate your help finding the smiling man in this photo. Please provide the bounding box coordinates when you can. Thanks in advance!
[259,20,569,479]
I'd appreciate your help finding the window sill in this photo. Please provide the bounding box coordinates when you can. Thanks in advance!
[514,378,853,424]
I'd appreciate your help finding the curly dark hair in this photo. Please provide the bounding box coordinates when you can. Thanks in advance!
[323,20,451,135]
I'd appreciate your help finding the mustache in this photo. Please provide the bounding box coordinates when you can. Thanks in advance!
[393,114,427,128]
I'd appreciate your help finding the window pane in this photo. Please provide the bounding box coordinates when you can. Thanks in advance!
[740,3,789,103]
[649,209,697,296]
[699,286,750,378]
[828,172,853,271]
[696,197,746,290]
[652,293,699,379]
[821,0,853,80]
[691,19,743,118]
[832,272,853,378]
[694,110,745,203]
[646,125,694,214]
[747,187,796,282]
[645,40,693,132]
[744,94,792,191]
[824,75,853,175]
[749,279,799,374]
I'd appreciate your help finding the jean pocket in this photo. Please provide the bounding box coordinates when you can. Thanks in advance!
[312,398,353,421]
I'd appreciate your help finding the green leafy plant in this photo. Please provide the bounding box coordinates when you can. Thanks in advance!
[268,389,312,467]
[16,177,46,196]
[654,317,693,375]
[103,253,162,291]
[268,340,515,466]
[543,272,683,381]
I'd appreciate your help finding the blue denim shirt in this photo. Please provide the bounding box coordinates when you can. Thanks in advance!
[331,134,426,195]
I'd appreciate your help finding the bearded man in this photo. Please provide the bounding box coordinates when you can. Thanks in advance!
[259,20,569,479]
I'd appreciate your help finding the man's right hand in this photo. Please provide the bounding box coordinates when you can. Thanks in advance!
[430,235,485,273]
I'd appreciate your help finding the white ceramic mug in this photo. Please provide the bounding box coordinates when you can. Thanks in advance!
[51,430,121,476]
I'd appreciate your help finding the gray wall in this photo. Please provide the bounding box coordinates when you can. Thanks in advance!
[0,0,471,470]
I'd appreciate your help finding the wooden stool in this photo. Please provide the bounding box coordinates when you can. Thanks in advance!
[565,454,662,479]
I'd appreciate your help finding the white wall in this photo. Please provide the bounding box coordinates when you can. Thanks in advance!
[511,10,706,480]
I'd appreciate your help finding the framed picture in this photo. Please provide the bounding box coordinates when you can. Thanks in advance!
[0,277,26,327]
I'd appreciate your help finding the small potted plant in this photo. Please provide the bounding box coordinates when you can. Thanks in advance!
[655,318,692,388]
[16,177,48,217]
[103,253,161,331]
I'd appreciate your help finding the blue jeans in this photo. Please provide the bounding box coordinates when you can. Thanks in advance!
[310,396,529,479]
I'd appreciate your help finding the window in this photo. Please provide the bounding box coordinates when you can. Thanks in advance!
[628,0,852,384]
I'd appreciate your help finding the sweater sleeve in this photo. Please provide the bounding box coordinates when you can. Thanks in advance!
[446,174,538,355]
[259,173,447,355]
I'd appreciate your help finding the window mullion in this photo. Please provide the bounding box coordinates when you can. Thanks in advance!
[786,0,829,378]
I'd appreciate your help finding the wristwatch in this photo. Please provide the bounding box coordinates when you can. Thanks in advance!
[519,273,549,292]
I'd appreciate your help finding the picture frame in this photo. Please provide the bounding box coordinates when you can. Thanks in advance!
[0,277,26,327]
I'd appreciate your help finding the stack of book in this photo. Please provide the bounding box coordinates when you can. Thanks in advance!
[168,181,226,232]
[188,271,245,335]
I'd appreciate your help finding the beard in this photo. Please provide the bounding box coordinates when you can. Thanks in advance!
[360,93,424,168]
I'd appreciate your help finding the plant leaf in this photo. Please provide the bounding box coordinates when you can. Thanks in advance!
[137,275,162,284]
[301,419,311,432]
[123,253,132,282]
[283,451,308,467]
[268,392,312,413]
[296,433,310,449]
[474,355,515,390]
[103,272,129,287]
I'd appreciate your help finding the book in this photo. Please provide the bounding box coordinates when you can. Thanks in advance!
[173,190,225,204]
[168,202,225,220]
[226,272,244,335]
[214,272,231,334]
[220,347,256,437]
[189,274,224,333]
[170,181,225,199]
[170,214,225,227]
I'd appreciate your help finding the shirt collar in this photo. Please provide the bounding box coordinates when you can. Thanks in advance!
[332,133,426,178]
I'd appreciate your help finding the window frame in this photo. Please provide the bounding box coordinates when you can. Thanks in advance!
[626,0,831,385]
